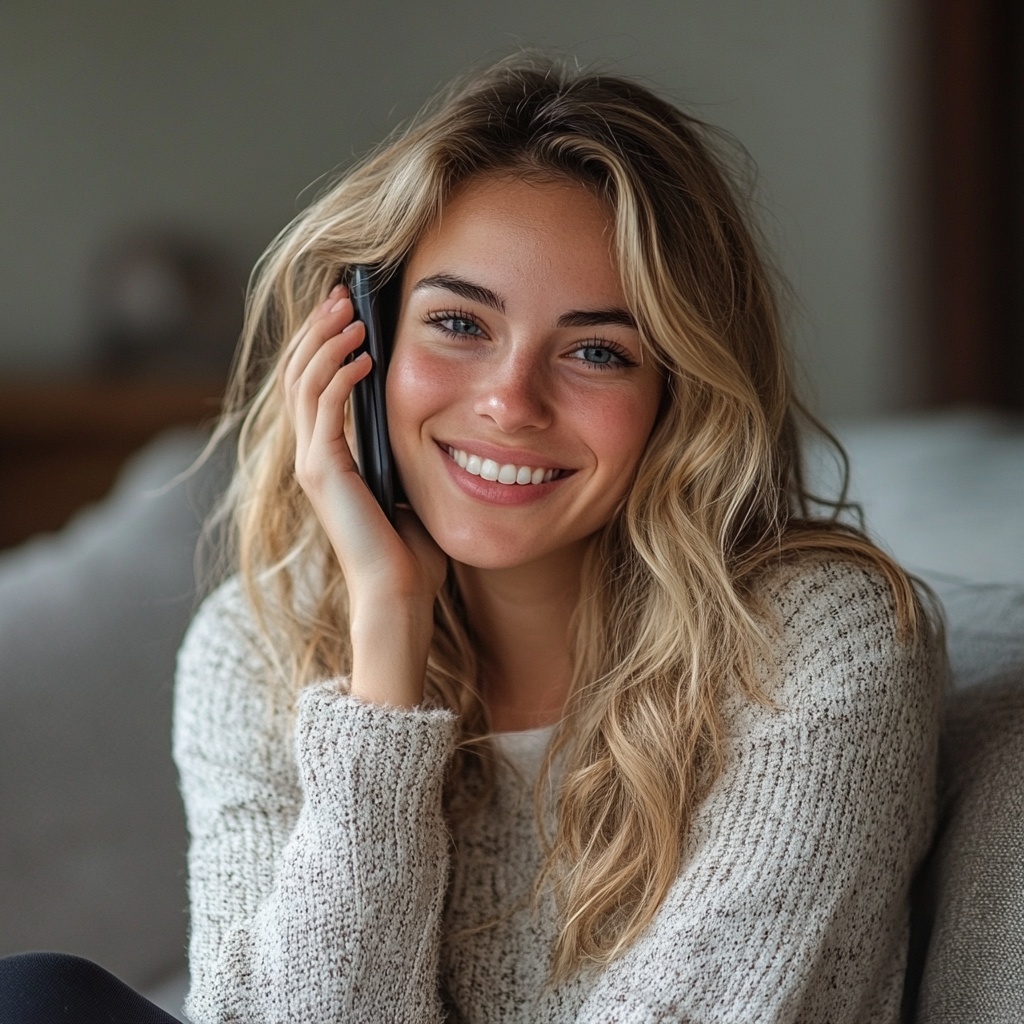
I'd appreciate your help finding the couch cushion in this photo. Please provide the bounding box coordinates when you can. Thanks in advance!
[905,575,1024,1022]
[0,429,229,991]
[932,580,1024,692]
[913,676,1024,1024]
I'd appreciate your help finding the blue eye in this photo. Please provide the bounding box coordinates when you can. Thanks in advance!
[426,310,485,337]
[447,317,482,336]
[569,343,632,369]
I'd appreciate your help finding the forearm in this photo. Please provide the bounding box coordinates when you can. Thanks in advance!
[181,681,456,1024]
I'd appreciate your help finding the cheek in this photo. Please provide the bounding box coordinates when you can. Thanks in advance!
[386,347,461,449]
[568,386,661,480]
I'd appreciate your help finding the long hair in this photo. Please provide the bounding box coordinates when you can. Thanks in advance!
[205,53,922,983]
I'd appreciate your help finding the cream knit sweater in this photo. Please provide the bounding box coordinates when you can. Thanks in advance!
[173,559,941,1023]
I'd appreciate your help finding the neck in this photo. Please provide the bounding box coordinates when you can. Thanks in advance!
[453,541,587,733]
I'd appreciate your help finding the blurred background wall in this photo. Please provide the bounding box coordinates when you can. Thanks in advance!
[1,0,925,417]
[1,0,1022,550]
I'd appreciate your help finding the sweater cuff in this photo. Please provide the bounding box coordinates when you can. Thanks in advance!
[294,683,458,809]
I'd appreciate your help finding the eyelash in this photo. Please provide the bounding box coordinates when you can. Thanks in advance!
[425,309,484,337]
[567,340,636,370]
[424,309,637,370]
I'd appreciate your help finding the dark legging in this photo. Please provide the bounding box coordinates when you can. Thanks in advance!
[0,952,181,1024]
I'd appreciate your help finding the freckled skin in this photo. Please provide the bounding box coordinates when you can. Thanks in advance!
[387,175,664,571]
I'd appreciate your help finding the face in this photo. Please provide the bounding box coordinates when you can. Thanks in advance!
[386,173,663,570]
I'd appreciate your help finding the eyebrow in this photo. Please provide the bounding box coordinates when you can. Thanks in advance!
[411,273,638,331]
[556,308,637,330]
[412,274,506,314]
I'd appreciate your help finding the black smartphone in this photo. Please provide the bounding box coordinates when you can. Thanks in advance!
[347,264,405,525]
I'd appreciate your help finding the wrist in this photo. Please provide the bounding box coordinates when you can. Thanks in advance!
[349,588,435,645]
[349,602,435,710]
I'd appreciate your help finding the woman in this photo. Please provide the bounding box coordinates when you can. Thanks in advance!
[0,55,938,1023]
[174,56,941,1023]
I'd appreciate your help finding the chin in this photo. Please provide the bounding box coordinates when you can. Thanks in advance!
[427,518,549,571]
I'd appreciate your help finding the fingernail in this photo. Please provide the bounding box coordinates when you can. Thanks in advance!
[330,298,349,313]
[329,283,345,296]
[341,318,361,331]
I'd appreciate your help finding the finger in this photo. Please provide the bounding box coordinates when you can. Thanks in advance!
[293,320,366,450]
[283,295,356,400]
[279,283,348,372]
[308,351,373,459]
[294,353,372,492]
[303,317,366,399]
[282,295,346,421]
[284,299,356,427]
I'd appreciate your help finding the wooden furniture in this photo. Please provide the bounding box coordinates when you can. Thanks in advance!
[0,379,223,550]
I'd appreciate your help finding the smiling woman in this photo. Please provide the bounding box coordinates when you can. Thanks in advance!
[0,54,942,1024]
[389,175,663,577]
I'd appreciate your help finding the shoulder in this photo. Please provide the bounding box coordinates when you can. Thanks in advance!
[749,555,942,722]
[708,557,944,832]
[758,555,900,643]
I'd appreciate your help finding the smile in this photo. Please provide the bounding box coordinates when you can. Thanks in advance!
[445,445,567,486]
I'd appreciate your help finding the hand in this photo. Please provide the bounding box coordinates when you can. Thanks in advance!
[281,284,447,708]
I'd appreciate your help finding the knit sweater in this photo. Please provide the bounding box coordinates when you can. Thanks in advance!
[173,559,941,1024]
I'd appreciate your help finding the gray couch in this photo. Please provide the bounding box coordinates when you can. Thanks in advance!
[0,430,226,1011]
[0,413,1021,1021]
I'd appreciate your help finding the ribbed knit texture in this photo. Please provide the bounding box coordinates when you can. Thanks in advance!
[173,559,941,1023]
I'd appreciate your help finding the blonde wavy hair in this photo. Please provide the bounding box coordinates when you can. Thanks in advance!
[206,54,923,983]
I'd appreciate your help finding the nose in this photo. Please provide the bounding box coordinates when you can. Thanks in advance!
[472,347,553,433]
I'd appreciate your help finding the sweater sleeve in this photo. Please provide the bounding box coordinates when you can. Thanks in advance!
[572,561,943,1024]
[172,580,457,1024]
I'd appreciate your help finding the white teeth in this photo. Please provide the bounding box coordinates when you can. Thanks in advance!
[444,446,562,487]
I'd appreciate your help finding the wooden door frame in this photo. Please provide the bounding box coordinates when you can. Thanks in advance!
[929,0,1023,407]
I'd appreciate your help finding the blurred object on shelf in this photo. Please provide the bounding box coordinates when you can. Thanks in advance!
[0,379,221,549]
[88,227,244,380]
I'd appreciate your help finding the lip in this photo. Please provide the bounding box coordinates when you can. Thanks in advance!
[435,440,573,506]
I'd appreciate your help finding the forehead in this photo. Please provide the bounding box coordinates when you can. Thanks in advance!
[405,173,624,304]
